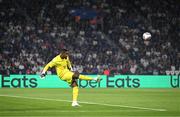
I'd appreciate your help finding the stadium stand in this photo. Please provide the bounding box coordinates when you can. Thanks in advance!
[0,0,179,75]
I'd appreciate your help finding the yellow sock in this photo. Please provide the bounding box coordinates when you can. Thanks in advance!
[79,75,93,80]
[73,86,79,102]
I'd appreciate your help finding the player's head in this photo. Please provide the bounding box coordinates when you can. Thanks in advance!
[60,48,69,59]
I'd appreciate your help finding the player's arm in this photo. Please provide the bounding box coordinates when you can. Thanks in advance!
[40,60,56,79]
[67,56,73,71]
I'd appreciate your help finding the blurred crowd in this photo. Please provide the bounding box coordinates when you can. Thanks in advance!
[0,0,179,75]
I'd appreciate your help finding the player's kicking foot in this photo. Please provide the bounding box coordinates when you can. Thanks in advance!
[94,75,101,82]
[72,101,80,107]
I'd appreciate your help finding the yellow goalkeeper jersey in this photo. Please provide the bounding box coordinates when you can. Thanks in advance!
[43,55,72,78]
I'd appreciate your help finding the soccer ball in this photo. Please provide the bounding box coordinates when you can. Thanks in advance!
[143,32,151,40]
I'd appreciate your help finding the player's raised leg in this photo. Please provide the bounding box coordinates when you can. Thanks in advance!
[73,71,101,81]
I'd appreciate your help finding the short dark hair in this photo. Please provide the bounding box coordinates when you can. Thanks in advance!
[61,48,68,54]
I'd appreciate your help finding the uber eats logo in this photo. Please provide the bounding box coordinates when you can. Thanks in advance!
[1,75,38,88]
[78,76,140,88]
[106,76,140,88]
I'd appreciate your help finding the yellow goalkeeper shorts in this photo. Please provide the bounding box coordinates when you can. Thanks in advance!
[60,71,74,85]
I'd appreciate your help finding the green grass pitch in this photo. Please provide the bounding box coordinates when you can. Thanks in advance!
[0,88,179,117]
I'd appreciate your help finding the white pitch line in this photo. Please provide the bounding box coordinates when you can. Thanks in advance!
[79,101,166,112]
[0,94,166,112]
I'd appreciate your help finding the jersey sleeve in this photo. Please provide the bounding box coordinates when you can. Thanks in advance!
[42,59,56,73]
[67,57,73,70]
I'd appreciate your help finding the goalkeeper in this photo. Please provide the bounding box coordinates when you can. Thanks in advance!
[40,49,100,107]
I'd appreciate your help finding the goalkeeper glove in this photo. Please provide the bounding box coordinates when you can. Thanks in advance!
[40,73,46,79]
[40,70,46,79]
